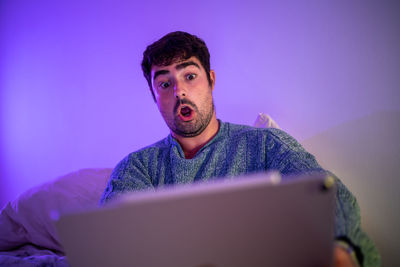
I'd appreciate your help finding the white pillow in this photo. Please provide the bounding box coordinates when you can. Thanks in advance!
[0,168,112,253]
[253,113,280,129]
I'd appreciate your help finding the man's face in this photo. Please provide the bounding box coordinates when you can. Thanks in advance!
[151,56,215,138]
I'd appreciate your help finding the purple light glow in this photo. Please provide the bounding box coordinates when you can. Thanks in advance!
[0,3,399,264]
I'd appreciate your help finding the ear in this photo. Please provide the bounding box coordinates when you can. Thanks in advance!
[210,70,216,91]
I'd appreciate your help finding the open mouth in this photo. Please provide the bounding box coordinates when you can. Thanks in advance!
[178,105,194,120]
[181,106,192,117]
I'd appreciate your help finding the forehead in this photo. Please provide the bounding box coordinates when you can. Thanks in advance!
[151,56,203,78]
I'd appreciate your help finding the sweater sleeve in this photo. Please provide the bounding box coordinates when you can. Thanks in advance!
[265,128,380,267]
[99,153,154,206]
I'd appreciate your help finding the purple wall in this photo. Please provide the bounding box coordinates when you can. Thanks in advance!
[1,1,399,205]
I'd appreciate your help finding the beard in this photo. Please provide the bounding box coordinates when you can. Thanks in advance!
[162,97,215,138]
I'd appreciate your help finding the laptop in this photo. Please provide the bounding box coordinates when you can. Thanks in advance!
[55,171,336,267]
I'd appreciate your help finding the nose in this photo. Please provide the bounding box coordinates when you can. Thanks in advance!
[174,80,187,99]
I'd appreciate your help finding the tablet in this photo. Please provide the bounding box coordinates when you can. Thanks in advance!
[55,171,336,267]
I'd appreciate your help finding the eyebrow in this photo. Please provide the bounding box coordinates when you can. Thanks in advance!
[175,61,200,71]
[153,61,201,82]
[153,70,169,82]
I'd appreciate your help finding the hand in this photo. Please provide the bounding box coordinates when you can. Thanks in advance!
[333,245,358,267]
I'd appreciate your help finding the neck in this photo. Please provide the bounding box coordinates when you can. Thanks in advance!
[172,114,219,159]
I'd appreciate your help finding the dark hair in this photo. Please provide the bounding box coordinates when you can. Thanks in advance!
[141,31,212,102]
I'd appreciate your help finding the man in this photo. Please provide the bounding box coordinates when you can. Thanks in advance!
[100,31,380,266]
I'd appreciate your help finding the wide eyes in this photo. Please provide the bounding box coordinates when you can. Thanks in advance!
[186,73,196,80]
[160,81,170,89]
[157,73,197,90]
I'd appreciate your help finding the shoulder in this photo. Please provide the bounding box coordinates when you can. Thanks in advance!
[221,121,309,159]
[222,121,293,143]
[222,121,266,137]
[221,121,303,145]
